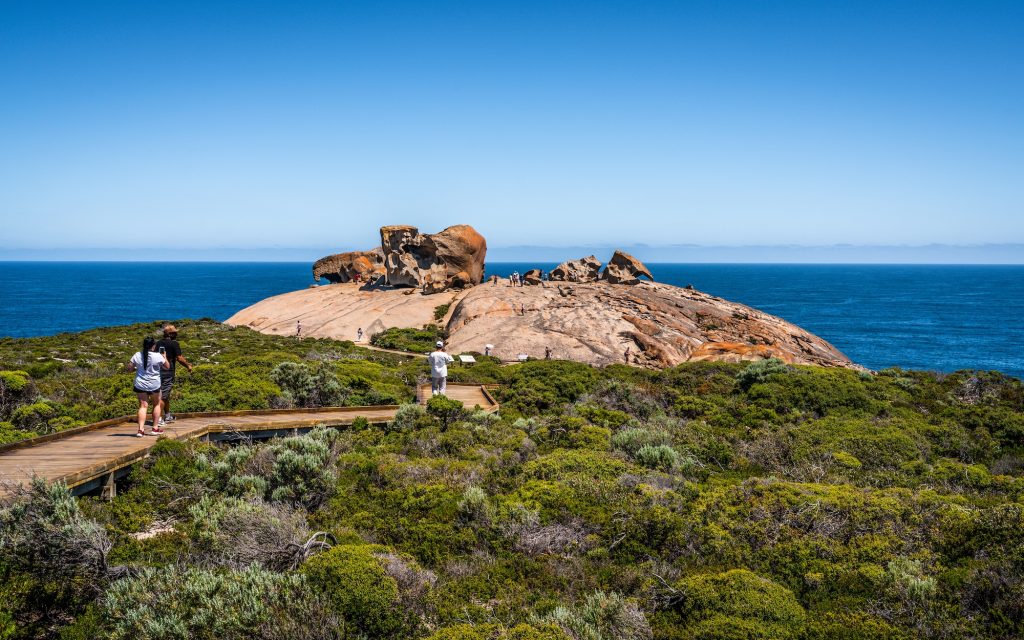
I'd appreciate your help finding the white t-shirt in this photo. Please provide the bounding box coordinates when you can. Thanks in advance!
[131,351,166,392]
[428,350,454,378]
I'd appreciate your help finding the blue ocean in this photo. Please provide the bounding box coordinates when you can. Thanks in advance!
[0,262,1021,378]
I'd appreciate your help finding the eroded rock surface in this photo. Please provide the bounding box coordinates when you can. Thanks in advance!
[312,249,385,284]
[379,224,486,292]
[229,278,858,370]
[444,282,856,369]
[602,250,654,285]
[549,256,602,282]
[523,269,543,285]
[314,224,487,294]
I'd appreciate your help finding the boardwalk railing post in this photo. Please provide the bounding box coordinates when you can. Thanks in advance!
[101,472,116,500]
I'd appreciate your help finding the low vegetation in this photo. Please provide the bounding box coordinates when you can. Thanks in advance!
[0,320,422,444]
[370,326,446,354]
[2,322,1024,639]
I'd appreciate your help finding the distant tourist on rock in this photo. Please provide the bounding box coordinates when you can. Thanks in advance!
[296,320,301,336]
[545,346,552,360]
[357,327,364,341]
[484,344,492,357]
[624,347,631,364]
[428,340,455,396]
[156,324,193,426]
[126,336,168,437]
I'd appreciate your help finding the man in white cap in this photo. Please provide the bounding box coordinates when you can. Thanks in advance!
[428,340,455,396]
[156,324,193,425]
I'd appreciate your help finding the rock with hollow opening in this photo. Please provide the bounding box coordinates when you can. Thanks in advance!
[379,224,486,292]
[312,249,385,284]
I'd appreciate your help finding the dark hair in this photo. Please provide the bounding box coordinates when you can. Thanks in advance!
[142,336,156,368]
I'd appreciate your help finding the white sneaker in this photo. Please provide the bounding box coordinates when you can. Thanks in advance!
[158,419,167,427]
[165,414,176,422]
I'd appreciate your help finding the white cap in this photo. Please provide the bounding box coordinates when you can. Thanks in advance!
[436,341,444,347]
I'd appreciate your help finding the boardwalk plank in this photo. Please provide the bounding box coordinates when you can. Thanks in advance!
[0,384,495,498]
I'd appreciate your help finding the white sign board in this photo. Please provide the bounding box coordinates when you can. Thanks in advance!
[458,355,476,363]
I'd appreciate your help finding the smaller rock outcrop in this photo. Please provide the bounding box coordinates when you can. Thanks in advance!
[549,256,602,282]
[523,269,543,285]
[602,250,654,285]
[312,249,385,284]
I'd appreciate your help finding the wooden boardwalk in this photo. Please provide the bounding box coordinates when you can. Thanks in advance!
[0,384,497,499]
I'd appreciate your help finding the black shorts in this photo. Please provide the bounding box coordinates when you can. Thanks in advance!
[160,375,175,400]
[134,386,160,395]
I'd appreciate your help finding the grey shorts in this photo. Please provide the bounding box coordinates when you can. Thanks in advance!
[160,375,175,400]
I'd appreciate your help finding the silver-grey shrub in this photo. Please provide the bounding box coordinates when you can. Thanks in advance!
[535,590,652,640]
[388,402,427,432]
[102,565,341,640]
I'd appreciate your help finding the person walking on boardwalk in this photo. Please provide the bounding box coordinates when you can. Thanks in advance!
[428,340,455,396]
[156,324,193,426]
[127,336,169,437]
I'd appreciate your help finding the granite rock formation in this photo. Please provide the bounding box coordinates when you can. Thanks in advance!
[523,269,543,285]
[379,224,487,293]
[312,249,385,284]
[602,250,654,285]
[239,235,858,369]
[444,281,856,369]
[314,224,486,294]
[549,255,602,282]
[229,280,858,370]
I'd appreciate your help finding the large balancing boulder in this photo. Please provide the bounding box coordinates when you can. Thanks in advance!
[602,250,654,285]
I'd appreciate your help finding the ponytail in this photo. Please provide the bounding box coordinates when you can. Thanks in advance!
[142,336,156,368]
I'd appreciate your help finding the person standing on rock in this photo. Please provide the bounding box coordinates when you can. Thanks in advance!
[428,340,455,396]
[156,324,193,426]
[545,346,552,360]
[296,320,301,336]
[624,347,631,364]
[357,327,364,342]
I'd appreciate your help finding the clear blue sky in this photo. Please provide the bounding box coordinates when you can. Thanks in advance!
[1,0,1022,259]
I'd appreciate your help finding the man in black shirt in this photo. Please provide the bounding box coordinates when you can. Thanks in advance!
[156,324,193,425]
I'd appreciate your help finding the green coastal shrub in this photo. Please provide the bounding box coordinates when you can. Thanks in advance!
[634,444,680,471]
[611,427,672,456]
[674,569,806,639]
[371,326,444,354]
[389,402,428,431]
[0,370,32,418]
[300,544,403,637]
[427,394,468,429]
[270,361,345,407]
[426,623,570,640]
[736,358,790,390]
[11,401,56,432]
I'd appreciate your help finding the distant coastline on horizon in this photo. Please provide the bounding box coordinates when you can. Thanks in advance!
[2,242,1023,264]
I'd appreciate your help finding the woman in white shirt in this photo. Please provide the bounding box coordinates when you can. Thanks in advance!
[127,336,169,437]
